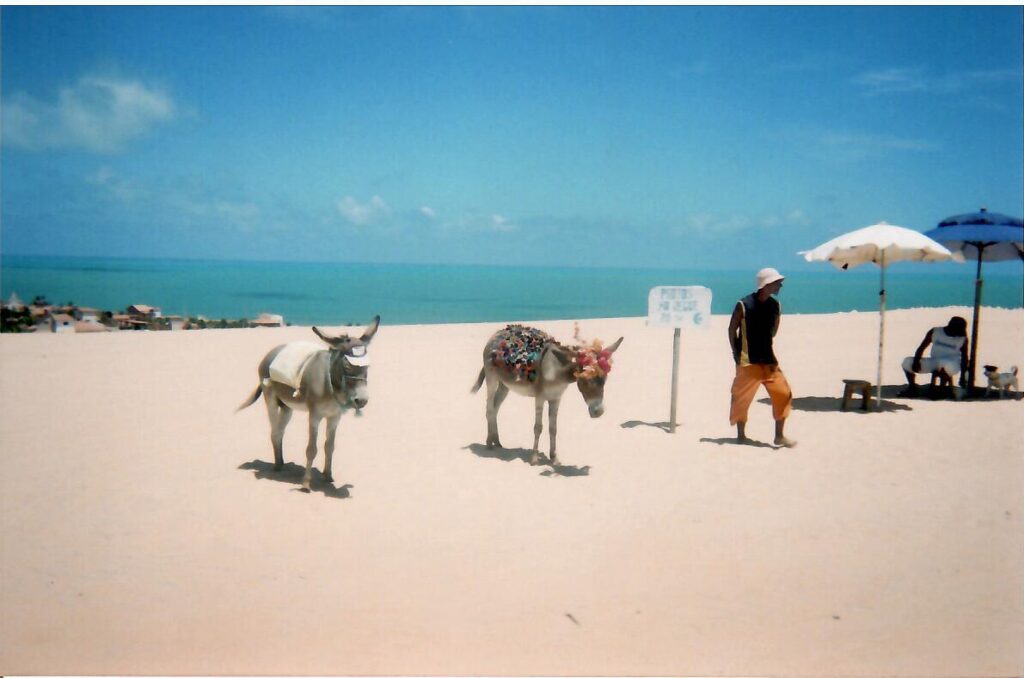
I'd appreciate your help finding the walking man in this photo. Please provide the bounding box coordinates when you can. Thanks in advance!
[728,267,796,448]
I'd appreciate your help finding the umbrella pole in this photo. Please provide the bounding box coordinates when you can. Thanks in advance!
[877,254,886,411]
[968,252,984,393]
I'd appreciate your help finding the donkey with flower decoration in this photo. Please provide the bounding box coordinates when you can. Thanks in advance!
[471,324,623,466]
[238,316,379,491]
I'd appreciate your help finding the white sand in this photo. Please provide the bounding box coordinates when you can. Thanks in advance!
[1,306,1022,676]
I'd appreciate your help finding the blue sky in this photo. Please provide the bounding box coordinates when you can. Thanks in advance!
[2,6,1022,270]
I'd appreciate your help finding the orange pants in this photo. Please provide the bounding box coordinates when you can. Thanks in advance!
[729,364,793,425]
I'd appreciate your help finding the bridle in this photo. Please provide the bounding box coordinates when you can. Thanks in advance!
[327,348,368,409]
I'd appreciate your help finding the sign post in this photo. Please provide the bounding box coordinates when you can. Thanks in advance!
[670,327,681,432]
[647,286,713,433]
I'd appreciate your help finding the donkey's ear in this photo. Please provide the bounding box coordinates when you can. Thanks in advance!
[606,336,624,354]
[548,343,573,366]
[360,315,381,343]
[312,326,345,346]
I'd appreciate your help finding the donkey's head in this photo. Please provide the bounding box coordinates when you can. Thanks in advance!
[572,336,623,418]
[312,315,380,410]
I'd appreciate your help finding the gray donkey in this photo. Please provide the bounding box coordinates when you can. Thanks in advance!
[238,316,379,491]
[471,324,623,466]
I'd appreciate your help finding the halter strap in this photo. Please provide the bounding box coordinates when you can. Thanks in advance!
[326,350,368,408]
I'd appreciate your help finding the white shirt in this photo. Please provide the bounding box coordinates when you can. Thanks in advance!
[930,326,965,361]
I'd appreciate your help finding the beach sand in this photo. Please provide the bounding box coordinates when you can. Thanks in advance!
[1,306,1022,676]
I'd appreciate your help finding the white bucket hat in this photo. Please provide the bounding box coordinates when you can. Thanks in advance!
[756,267,785,291]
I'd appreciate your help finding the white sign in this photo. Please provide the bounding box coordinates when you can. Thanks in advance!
[647,286,712,330]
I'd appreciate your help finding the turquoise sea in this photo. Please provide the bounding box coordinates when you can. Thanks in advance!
[2,255,1022,327]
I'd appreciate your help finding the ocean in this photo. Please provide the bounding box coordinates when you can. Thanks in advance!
[2,255,1022,327]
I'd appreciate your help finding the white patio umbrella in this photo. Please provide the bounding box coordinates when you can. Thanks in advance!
[798,222,959,410]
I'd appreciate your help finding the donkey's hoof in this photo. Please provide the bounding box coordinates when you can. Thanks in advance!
[322,474,333,483]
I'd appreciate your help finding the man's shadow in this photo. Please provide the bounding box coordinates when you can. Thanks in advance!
[238,459,353,499]
[464,443,590,477]
[620,420,674,433]
[699,436,778,449]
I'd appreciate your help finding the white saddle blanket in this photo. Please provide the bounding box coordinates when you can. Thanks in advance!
[268,341,323,390]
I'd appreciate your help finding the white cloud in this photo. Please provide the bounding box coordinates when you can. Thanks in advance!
[853,68,929,95]
[3,75,176,153]
[785,209,808,224]
[420,206,437,220]
[491,214,517,232]
[432,211,522,236]
[854,67,1021,96]
[86,166,141,202]
[336,195,391,225]
[86,166,267,231]
[673,209,811,238]
[819,131,938,153]
[216,201,261,221]
[677,212,752,236]
[759,210,807,227]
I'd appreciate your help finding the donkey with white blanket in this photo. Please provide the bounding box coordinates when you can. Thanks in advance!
[238,316,379,491]
[472,324,623,466]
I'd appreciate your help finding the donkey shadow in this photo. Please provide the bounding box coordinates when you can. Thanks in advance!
[238,460,353,499]
[465,444,590,477]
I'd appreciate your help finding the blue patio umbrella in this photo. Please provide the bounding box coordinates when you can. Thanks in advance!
[923,207,1024,390]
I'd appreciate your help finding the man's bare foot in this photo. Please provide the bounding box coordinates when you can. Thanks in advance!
[774,436,798,448]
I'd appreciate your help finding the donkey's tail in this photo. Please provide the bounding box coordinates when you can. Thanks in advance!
[236,384,263,412]
[470,368,486,394]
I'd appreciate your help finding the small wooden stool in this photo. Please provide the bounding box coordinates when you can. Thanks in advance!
[841,379,872,411]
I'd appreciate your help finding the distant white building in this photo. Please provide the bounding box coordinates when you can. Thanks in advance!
[165,315,187,331]
[127,304,161,319]
[4,292,25,311]
[47,313,76,333]
[112,314,149,331]
[251,313,285,328]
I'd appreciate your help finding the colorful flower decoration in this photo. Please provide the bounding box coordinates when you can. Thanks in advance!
[573,333,613,380]
[491,322,613,383]
[490,324,552,382]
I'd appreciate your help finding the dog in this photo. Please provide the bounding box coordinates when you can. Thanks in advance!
[983,365,1019,399]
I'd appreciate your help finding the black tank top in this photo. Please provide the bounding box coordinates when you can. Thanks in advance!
[739,293,779,366]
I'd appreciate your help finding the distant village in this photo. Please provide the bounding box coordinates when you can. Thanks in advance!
[1,292,287,334]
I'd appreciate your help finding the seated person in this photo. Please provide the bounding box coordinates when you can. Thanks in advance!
[900,316,968,396]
